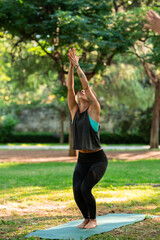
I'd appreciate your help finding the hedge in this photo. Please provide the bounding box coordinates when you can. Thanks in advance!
[0,131,150,144]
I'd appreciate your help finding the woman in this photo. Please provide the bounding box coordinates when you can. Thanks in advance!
[144,10,160,35]
[67,48,108,229]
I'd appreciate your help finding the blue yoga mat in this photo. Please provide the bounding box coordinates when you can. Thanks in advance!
[26,213,159,240]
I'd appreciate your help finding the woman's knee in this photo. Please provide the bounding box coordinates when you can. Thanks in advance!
[73,183,81,195]
[80,182,89,197]
[91,162,107,184]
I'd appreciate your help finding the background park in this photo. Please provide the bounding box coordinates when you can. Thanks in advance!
[0,0,160,239]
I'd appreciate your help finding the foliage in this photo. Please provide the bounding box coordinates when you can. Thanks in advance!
[10,131,60,144]
[136,107,154,143]
[0,0,150,73]
[91,53,155,134]
[113,0,159,11]
[0,34,63,120]
[0,114,18,142]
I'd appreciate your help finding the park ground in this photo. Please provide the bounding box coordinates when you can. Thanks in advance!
[0,148,160,239]
[0,148,160,163]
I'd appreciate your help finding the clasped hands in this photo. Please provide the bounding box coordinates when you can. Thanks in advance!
[67,48,80,68]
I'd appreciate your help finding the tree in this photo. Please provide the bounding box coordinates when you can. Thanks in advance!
[91,52,154,135]
[0,0,154,153]
[132,36,160,149]
[113,0,158,12]
[0,0,127,153]
[112,0,160,149]
[0,0,110,154]
[0,34,70,142]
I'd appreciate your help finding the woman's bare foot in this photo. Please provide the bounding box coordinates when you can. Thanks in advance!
[84,219,97,229]
[77,219,90,228]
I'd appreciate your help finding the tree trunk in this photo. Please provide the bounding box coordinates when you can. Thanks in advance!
[59,109,65,144]
[69,115,77,156]
[58,69,66,144]
[150,79,160,149]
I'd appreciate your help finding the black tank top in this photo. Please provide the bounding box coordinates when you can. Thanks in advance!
[72,109,101,150]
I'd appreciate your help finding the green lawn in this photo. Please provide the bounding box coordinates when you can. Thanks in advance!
[0,159,160,239]
[0,143,69,146]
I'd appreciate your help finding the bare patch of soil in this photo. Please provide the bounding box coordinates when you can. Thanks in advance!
[0,149,160,163]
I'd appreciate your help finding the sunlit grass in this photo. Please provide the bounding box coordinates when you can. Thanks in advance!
[1,185,159,209]
[94,186,160,207]
[0,143,68,146]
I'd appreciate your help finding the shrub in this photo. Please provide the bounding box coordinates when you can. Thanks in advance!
[100,132,147,144]
[0,131,150,144]
[11,132,60,143]
[0,114,18,143]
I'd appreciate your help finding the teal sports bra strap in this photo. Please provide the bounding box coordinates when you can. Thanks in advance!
[87,112,99,132]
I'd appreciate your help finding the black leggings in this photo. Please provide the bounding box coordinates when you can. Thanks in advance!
[73,149,108,219]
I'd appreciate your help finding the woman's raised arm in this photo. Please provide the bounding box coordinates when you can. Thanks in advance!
[68,48,101,113]
[67,59,78,119]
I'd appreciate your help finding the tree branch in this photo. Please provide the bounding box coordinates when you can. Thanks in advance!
[34,38,55,60]
[133,44,157,84]
[106,53,115,66]
[10,39,24,62]
[113,0,119,12]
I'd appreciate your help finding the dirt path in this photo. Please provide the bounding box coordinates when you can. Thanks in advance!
[0,149,160,163]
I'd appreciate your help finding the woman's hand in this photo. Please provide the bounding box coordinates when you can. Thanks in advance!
[67,48,79,67]
[144,10,160,35]
[69,59,74,68]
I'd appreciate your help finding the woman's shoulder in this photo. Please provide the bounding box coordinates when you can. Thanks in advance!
[71,105,79,122]
[87,106,100,123]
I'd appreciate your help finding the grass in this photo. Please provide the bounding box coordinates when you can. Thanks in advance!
[0,143,69,146]
[0,159,160,239]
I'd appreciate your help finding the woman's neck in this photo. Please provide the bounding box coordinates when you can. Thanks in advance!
[78,101,89,113]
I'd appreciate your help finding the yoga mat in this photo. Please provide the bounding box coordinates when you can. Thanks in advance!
[26,213,159,240]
